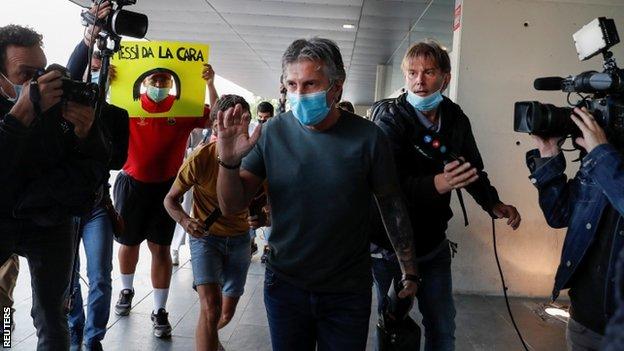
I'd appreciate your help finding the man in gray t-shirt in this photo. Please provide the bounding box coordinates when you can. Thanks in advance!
[243,108,394,293]
[215,38,420,351]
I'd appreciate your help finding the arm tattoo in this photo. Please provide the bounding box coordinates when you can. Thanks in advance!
[375,192,419,275]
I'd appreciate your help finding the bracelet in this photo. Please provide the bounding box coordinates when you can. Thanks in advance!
[217,155,241,170]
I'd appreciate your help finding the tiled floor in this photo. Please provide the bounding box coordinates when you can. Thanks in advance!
[8,242,566,350]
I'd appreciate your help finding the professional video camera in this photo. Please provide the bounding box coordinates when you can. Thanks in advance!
[78,0,148,126]
[32,64,99,107]
[514,18,624,143]
[80,0,148,43]
[80,0,148,96]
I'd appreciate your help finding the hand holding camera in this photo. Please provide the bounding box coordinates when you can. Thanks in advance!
[530,134,562,157]
[61,102,95,139]
[10,70,63,126]
[570,107,609,153]
[83,1,112,46]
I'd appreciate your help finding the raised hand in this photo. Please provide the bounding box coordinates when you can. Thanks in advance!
[202,64,215,86]
[216,103,261,165]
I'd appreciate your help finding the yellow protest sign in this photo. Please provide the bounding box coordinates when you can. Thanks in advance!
[110,41,209,118]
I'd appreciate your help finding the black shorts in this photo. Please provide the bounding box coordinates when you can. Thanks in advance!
[113,172,176,246]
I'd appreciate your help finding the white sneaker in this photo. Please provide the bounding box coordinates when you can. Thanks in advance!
[171,250,179,266]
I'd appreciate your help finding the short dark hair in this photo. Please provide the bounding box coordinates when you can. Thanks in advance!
[209,94,250,125]
[281,38,346,84]
[401,40,451,74]
[337,101,354,113]
[257,101,274,116]
[0,25,43,73]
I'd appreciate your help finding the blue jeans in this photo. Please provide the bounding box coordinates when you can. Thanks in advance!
[263,268,371,351]
[68,206,113,347]
[372,244,456,351]
[0,217,77,351]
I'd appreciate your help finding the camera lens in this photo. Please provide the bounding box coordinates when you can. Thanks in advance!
[111,9,148,38]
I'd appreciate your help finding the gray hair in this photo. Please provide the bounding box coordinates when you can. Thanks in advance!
[281,38,346,84]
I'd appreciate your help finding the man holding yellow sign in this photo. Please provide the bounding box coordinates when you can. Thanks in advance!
[110,40,218,339]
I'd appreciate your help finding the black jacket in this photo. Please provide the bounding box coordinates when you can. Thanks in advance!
[0,97,110,226]
[373,94,500,257]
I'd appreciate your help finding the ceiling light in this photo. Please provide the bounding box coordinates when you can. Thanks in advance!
[343,24,355,29]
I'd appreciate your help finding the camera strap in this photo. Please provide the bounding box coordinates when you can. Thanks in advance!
[399,104,470,227]
[28,77,43,118]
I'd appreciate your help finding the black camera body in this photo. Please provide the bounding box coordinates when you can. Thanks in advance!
[34,64,99,107]
[514,17,624,142]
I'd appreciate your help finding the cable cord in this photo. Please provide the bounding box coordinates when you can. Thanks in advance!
[492,217,531,351]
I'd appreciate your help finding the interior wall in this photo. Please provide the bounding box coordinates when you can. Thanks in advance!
[448,0,624,297]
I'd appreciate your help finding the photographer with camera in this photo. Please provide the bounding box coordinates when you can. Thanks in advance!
[371,40,520,350]
[62,2,130,349]
[512,17,624,350]
[0,24,109,350]
[527,107,623,349]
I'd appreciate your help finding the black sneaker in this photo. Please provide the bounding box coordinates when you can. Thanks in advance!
[151,308,172,338]
[114,289,134,316]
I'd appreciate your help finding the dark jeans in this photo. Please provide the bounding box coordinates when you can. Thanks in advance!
[372,244,456,351]
[68,206,114,347]
[263,268,372,351]
[0,217,77,351]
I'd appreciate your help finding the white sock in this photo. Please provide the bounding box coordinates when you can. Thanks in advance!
[153,288,169,313]
[121,273,134,291]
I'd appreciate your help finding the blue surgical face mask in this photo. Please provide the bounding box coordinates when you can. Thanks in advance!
[90,71,100,85]
[406,89,443,112]
[287,88,332,126]
[0,72,23,103]
[147,86,170,103]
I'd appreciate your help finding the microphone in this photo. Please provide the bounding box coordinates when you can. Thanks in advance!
[533,77,564,90]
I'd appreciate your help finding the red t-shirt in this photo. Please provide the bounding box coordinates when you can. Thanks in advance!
[123,106,210,183]
[140,93,176,113]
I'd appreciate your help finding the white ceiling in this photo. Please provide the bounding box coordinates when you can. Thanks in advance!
[70,0,455,105]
